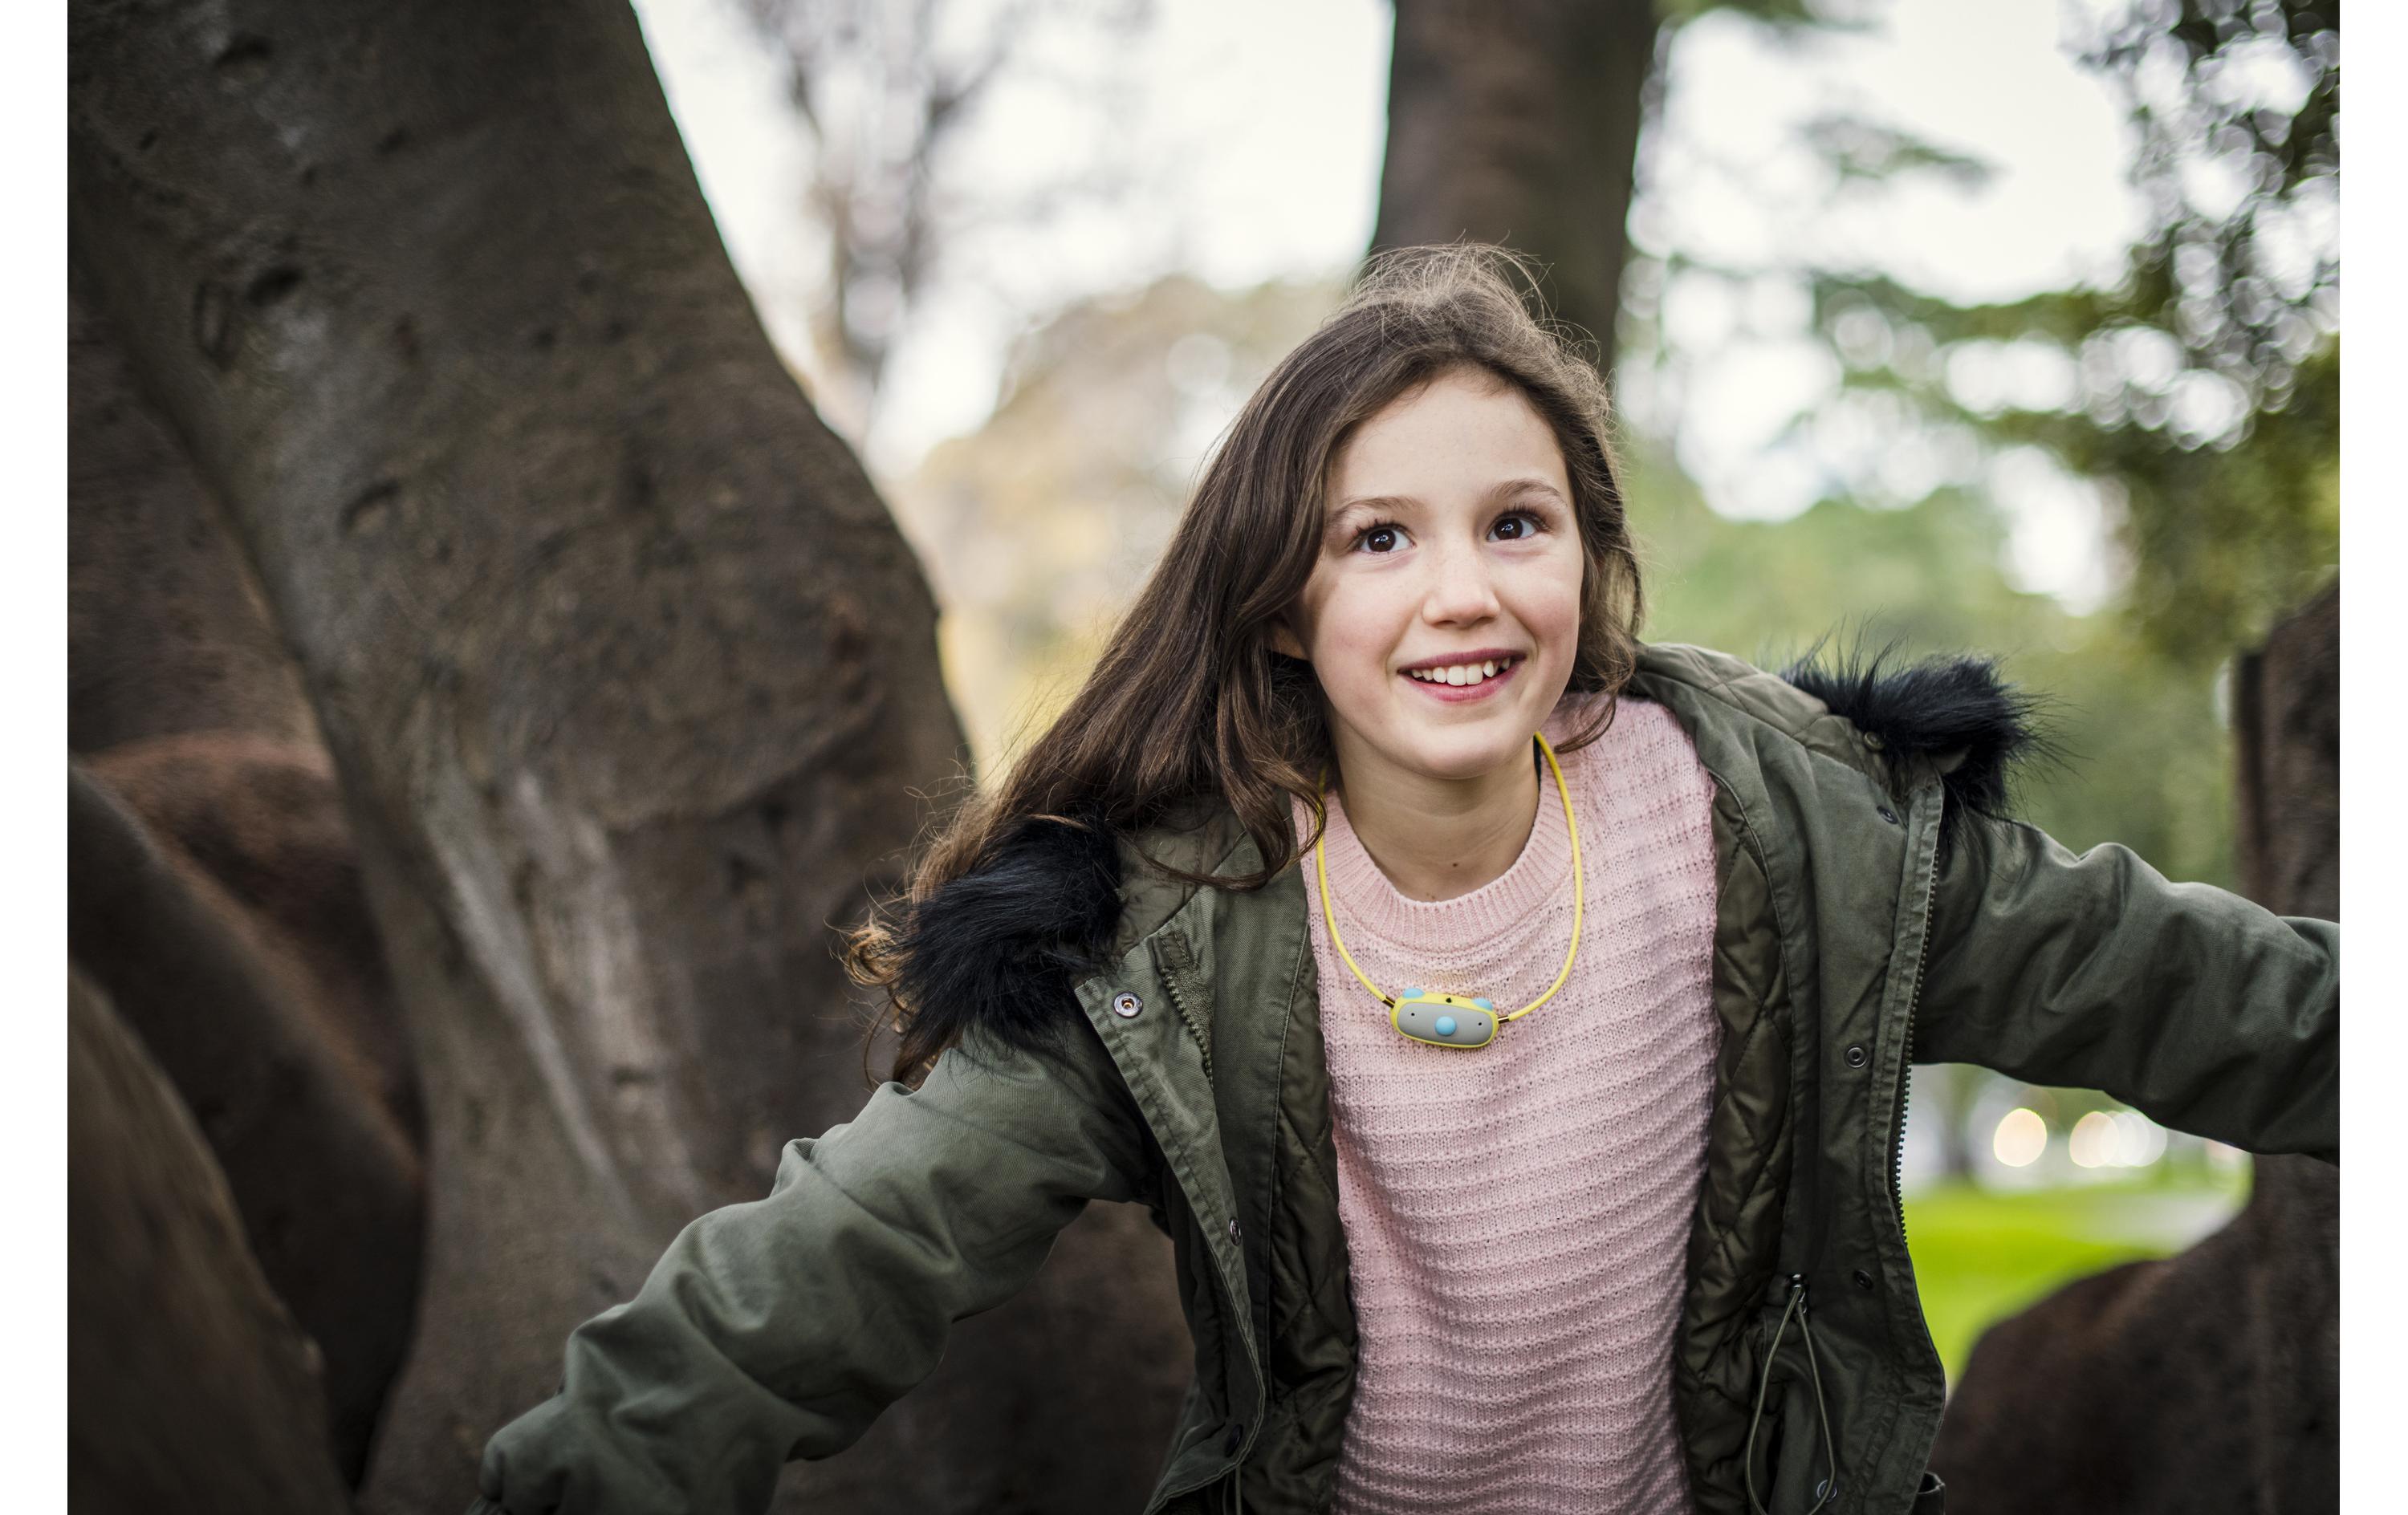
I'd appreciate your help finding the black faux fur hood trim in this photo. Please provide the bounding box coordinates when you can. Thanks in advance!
[889,810,1125,1071]
[1780,640,2052,863]
[895,644,2045,1064]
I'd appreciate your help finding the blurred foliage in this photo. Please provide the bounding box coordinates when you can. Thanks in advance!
[1800,0,2340,664]
[1904,1168,2249,1381]
[1624,439,2238,884]
[891,275,1336,769]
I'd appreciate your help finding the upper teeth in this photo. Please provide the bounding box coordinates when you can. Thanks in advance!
[1409,659,1509,686]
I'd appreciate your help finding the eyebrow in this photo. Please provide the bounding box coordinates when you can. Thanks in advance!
[1327,477,1569,518]
[1486,477,1570,506]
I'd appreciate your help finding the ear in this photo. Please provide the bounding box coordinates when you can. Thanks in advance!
[1268,618,1308,661]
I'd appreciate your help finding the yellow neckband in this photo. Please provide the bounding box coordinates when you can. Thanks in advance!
[1313,733,1584,1042]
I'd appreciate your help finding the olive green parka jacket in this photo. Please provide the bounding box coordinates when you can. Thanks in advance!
[473,644,2340,1515]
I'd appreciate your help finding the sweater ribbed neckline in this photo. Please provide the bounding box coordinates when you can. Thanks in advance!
[1316,720,1583,958]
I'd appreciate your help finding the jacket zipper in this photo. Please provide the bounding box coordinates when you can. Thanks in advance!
[1891,790,1939,1241]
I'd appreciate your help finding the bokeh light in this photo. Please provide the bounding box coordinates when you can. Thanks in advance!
[2068,1110,2117,1168]
[2068,1107,2168,1170]
[2113,1111,2167,1168]
[1991,1107,2048,1168]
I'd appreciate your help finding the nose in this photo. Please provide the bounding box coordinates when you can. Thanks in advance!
[1419,535,1501,628]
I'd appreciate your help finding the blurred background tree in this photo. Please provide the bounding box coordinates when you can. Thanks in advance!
[732,0,1153,430]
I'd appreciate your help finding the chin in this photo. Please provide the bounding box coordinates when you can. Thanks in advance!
[1399,723,1536,782]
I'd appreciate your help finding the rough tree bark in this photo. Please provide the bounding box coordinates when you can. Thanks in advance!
[69,271,319,755]
[69,963,354,1514]
[1372,0,1661,367]
[67,2,1187,1510]
[1928,580,2339,1513]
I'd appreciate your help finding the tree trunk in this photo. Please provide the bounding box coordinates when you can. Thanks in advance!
[1929,581,2338,1513]
[71,754,425,1483]
[67,2,1186,1509]
[2225,580,2339,1510]
[69,962,354,1514]
[74,263,424,1482]
[69,270,318,755]
[2232,581,2338,922]
[1372,0,1661,368]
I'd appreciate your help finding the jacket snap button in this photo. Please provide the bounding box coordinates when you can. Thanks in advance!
[1844,1043,1869,1068]
[1223,1421,1244,1455]
[1853,1268,1875,1291]
[1111,992,1143,1018]
[1228,1218,1244,1242]
[1877,806,1901,825]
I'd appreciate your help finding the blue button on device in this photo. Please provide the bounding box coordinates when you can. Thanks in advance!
[1434,1016,1457,1036]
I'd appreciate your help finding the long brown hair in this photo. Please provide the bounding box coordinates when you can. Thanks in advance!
[850,244,1645,1076]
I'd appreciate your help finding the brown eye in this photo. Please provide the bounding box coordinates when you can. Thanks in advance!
[1491,512,1539,541]
[1362,525,1401,553]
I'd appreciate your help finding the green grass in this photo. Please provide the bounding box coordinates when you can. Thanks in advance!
[1902,1168,2248,1382]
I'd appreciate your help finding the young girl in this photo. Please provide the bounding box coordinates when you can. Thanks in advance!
[469,248,2338,1515]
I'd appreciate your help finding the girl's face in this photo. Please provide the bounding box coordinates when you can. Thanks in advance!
[1276,366,1586,791]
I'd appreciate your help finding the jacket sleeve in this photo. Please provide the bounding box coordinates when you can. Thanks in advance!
[1912,810,2337,1163]
[470,1018,1151,1515]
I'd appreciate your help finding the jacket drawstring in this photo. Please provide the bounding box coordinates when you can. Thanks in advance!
[1745,1275,1838,1515]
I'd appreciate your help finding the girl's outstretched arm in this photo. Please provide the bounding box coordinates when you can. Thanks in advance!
[1914,810,2338,1162]
[469,1020,1151,1515]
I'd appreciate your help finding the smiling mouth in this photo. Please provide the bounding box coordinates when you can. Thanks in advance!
[1403,654,1523,688]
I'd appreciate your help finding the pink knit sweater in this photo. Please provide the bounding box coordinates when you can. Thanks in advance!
[1295,695,1720,1513]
